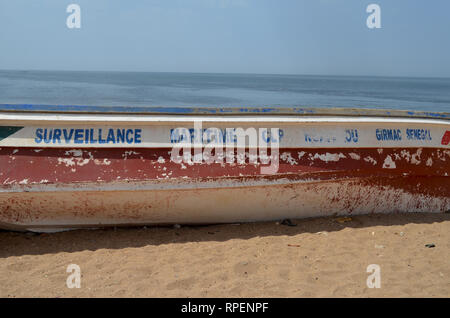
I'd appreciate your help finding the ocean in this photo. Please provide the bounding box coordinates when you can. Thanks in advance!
[0,70,449,112]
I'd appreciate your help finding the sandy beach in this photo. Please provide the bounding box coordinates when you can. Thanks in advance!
[0,213,449,298]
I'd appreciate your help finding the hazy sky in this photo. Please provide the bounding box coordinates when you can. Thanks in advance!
[1,0,449,77]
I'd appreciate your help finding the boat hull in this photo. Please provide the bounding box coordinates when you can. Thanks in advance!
[1,177,449,232]
[1,146,449,231]
[0,106,449,231]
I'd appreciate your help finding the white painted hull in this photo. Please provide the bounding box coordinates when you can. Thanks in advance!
[1,176,448,232]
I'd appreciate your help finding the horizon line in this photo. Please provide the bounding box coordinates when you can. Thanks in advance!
[1,68,450,80]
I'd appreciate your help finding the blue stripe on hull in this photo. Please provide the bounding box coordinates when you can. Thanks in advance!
[0,103,448,119]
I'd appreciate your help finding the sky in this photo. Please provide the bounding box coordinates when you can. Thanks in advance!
[0,0,449,77]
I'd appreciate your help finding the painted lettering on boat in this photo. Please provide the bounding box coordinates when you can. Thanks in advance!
[304,133,337,144]
[406,128,432,141]
[34,128,142,144]
[170,128,284,144]
[376,129,402,141]
[345,129,359,143]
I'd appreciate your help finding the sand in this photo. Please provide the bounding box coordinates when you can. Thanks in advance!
[0,213,449,298]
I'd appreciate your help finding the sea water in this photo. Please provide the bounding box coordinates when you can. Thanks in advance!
[0,70,449,112]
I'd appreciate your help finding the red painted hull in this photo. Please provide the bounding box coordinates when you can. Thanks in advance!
[1,146,449,230]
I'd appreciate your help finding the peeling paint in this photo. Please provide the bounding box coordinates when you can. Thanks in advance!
[411,148,423,165]
[65,149,83,157]
[57,157,76,167]
[1,146,448,230]
[349,153,361,160]
[364,156,377,165]
[382,155,396,169]
[312,152,346,162]
[280,152,298,165]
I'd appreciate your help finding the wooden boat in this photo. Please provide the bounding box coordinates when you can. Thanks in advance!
[0,104,449,231]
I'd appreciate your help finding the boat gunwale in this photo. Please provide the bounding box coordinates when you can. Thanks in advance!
[0,104,448,120]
